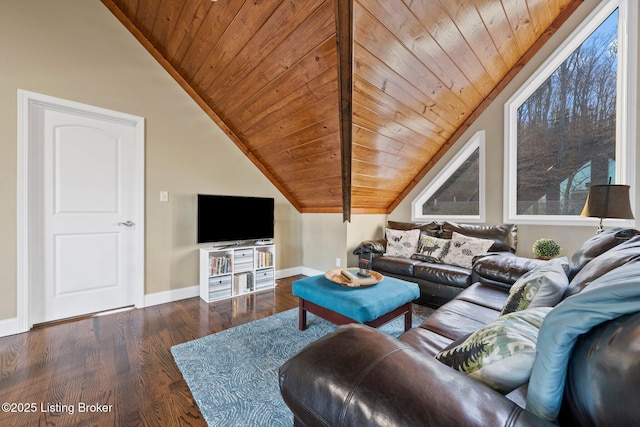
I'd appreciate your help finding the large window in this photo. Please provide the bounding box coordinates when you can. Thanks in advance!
[504,0,636,225]
[412,131,485,222]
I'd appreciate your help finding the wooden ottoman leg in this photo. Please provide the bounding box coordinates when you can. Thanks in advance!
[404,303,412,331]
[298,299,307,331]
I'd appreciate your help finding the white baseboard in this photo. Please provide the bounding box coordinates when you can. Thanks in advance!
[275,266,306,279]
[0,317,22,338]
[1,267,320,330]
[144,266,316,307]
[299,266,324,277]
[144,285,199,307]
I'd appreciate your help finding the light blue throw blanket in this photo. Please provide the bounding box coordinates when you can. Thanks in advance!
[527,261,640,421]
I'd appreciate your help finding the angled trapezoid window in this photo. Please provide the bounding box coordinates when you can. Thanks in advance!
[412,130,485,222]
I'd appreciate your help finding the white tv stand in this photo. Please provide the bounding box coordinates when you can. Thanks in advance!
[199,243,276,303]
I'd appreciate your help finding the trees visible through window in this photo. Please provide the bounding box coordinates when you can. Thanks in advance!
[505,0,636,226]
[422,148,479,216]
[516,10,618,216]
[412,131,484,222]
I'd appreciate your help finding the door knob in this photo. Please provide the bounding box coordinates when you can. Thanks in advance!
[118,220,135,227]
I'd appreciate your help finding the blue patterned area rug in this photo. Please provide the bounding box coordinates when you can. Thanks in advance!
[171,307,427,427]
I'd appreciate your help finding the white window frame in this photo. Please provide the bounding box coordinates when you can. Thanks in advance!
[412,130,485,223]
[504,0,636,226]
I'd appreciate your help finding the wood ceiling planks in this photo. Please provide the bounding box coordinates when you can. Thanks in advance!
[102,0,582,216]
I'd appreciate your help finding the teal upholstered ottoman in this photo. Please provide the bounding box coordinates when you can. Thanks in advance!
[292,274,420,331]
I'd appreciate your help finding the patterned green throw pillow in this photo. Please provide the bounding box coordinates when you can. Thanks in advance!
[500,257,570,315]
[435,307,552,393]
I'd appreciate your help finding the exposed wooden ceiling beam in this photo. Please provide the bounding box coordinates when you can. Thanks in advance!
[335,0,354,222]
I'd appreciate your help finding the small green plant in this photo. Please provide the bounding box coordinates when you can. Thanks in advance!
[532,238,562,259]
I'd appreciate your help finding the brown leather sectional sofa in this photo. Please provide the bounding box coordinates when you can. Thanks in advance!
[280,228,640,426]
[353,221,518,307]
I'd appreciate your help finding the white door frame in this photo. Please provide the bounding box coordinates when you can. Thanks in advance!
[16,90,145,333]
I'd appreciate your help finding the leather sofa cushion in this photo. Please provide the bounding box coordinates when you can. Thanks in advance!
[563,312,640,425]
[456,282,509,311]
[372,256,421,277]
[414,281,469,309]
[441,221,517,253]
[399,326,454,357]
[569,228,640,279]
[472,253,543,288]
[565,236,640,297]
[414,262,471,289]
[387,220,440,236]
[418,299,500,341]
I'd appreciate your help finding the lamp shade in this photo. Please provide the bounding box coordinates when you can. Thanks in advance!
[580,184,634,219]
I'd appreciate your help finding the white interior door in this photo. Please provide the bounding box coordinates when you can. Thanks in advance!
[24,95,144,326]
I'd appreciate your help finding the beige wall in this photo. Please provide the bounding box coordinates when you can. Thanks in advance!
[301,214,347,272]
[300,214,387,271]
[0,0,302,320]
[391,0,639,258]
[346,214,387,267]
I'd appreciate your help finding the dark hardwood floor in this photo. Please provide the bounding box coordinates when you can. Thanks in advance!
[0,276,302,427]
[0,275,431,426]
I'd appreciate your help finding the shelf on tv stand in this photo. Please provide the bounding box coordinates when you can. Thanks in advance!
[210,239,273,250]
[199,243,276,303]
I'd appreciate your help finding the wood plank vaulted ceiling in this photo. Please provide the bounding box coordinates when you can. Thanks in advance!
[102,0,581,219]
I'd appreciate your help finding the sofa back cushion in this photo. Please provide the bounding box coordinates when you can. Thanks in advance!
[566,235,640,298]
[387,220,440,236]
[562,312,640,426]
[441,221,518,253]
[569,228,640,279]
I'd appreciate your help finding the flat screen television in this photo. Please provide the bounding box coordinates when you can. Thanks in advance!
[197,194,275,244]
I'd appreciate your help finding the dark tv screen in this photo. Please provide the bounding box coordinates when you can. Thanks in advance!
[197,194,274,244]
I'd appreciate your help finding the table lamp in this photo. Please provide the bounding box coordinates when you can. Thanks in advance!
[580,182,634,233]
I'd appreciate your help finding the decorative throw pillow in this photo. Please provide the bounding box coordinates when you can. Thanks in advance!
[384,228,420,258]
[435,307,552,394]
[500,257,570,315]
[416,234,450,260]
[441,232,494,269]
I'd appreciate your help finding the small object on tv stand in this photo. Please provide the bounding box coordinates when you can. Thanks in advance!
[255,239,273,246]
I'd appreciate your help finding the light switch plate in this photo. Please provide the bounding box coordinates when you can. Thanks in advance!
[160,191,169,202]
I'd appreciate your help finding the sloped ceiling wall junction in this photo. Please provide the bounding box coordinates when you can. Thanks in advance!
[101,0,582,219]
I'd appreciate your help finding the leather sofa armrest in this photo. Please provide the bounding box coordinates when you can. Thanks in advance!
[353,238,386,255]
[472,253,545,289]
[279,324,554,427]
